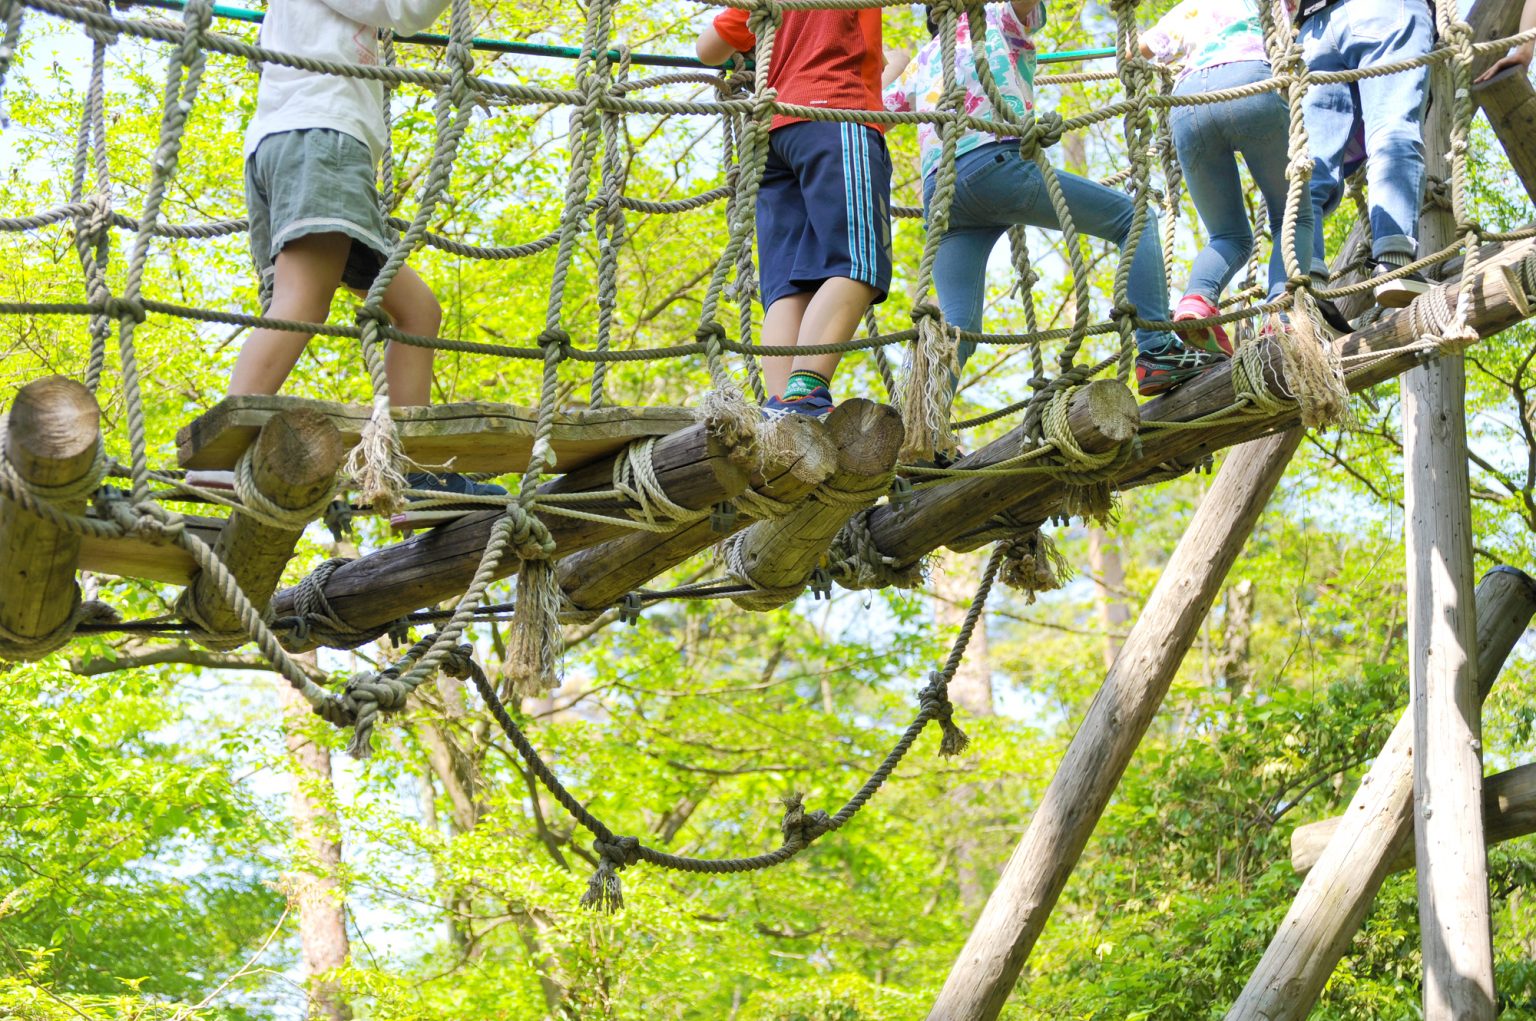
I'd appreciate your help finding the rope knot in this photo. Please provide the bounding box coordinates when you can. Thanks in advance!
[105,295,147,324]
[1032,111,1065,151]
[334,668,412,758]
[581,834,641,912]
[536,328,571,361]
[918,671,969,757]
[779,793,831,851]
[504,504,556,561]
[909,301,943,325]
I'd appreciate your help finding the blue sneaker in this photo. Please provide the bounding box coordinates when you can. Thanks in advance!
[762,385,835,420]
[392,471,507,529]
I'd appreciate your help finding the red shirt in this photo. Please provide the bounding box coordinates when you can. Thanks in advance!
[712,8,884,131]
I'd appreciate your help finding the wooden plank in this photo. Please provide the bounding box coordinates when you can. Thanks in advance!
[77,511,220,586]
[559,414,839,612]
[730,399,905,610]
[1293,763,1536,876]
[178,396,695,475]
[178,410,344,644]
[1227,566,1536,1021]
[927,429,1302,1021]
[0,377,101,648]
[269,413,754,651]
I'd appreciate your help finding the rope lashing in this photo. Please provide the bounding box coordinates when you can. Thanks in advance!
[826,512,925,592]
[997,528,1072,602]
[287,557,393,650]
[0,589,119,661]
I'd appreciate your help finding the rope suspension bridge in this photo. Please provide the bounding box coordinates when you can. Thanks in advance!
[2,0,1536,1015]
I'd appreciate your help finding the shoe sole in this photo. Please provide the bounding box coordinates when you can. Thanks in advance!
[1373,279,1428,309]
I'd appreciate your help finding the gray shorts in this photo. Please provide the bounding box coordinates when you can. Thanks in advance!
[245,128,390,292]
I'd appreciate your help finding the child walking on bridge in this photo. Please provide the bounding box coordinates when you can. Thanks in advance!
[696,5,892,418]
[883,1,1223,398]
[193,0,504,511]
[1142,0,1313,340]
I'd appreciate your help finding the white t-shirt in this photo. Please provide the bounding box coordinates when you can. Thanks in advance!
[243,0,450,163]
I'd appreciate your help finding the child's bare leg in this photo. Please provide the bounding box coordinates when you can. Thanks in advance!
[790,276,877,384]
[761,292,811,397]
[366,263,441,408]
[228,233,350,396]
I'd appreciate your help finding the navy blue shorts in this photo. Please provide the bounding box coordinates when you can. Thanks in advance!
[756,121,892,308]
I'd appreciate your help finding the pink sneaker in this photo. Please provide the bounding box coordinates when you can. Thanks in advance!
[1173,294,1233,357]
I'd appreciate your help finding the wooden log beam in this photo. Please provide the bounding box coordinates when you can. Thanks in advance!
[269,414,753,651]
[864,237,1536,567]
[178,410,344,646]
[730,399,904,610]
[1473,69,1536,206]
[0,376,102,652]
[1409,46,1497,1018]
[1227,566,1536,1021]
[1292,761,1536,876]
[927,428,1302,1021]
[559,415,838,612]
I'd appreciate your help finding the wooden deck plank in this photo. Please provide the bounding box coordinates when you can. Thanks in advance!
[178,397,696,474]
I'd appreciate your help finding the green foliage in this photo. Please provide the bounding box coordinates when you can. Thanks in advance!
[2,0,1535,1018]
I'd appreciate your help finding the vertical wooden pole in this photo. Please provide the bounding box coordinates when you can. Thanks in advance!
[0,376,102,646]
[927,428,1301,1021]
[1405,357,1496,1018]
[1226,566,1536,1020]
[1406,35,1497,1019]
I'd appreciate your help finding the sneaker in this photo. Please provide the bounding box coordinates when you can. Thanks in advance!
[391,471,508,530]
[1172,294,1234,357]
[762,385,835,420]
[183,469,236,492]
[1312,296,1355,339]
[1372,262,1429,309]
[1136,343,1226,398]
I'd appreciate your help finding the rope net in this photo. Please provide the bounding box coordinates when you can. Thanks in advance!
[0,0,1532,900]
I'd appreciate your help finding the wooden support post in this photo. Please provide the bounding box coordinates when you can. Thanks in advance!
[270,415,753,650]
[0,376,102,652]
[1405,360,1495,1018]
[1473,69,1536,205]
[178,410,345,646]
[1407,32,1497,1016]
[927,428,1302,1021]
[1293,763,1536,876]
[1227,566,1536,1021]
[729,399,904,609]
[558,415,838,611]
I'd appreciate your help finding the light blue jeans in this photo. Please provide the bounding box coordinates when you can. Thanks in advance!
[922,141,1173,370]
[1171,61,1314,302]
[1300,0,1433,264]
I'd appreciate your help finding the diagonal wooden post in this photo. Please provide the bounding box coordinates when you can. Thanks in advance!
[928,428,1302,1021]
[1227,565,1536,1020]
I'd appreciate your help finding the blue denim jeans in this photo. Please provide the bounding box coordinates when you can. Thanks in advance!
[1300,0,1433,264]
[1171,61,1313,302]
[922,141,1172,368]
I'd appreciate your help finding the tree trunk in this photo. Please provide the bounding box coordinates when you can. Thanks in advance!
[276,656,352,1021]
[1086,526,1129,670]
